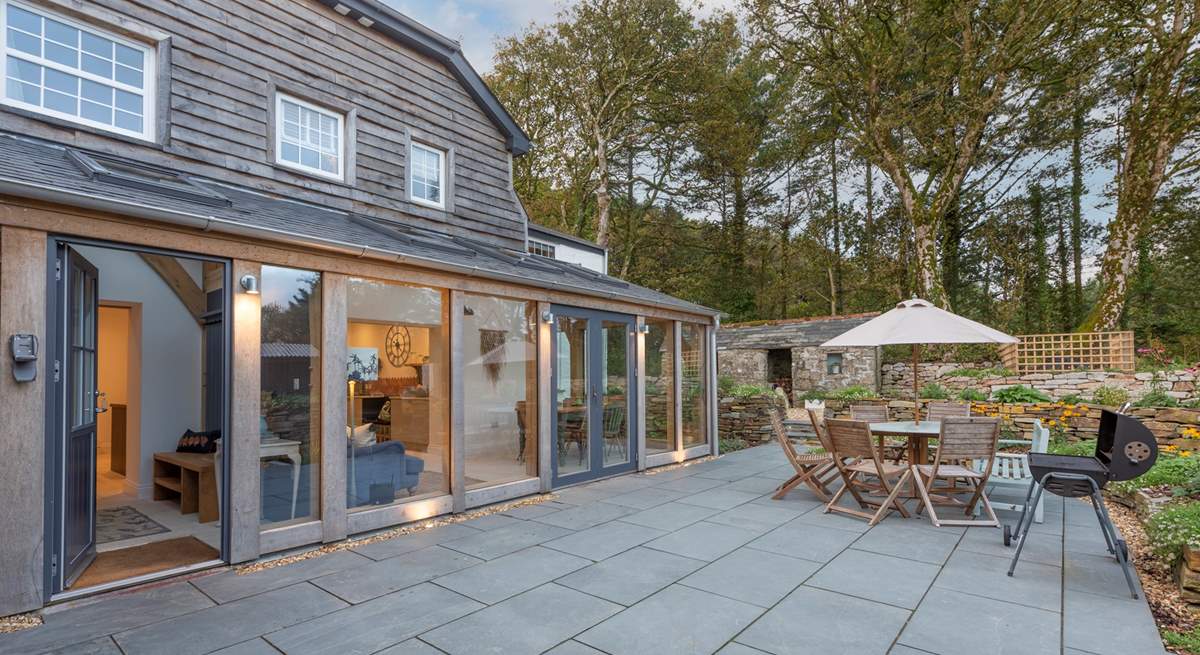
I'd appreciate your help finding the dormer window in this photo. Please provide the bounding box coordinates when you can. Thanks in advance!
[2,1,155,140]
[274,92,343,181]
[410,141,445,208]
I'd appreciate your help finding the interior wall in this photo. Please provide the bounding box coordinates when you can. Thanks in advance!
[461,296,534,460]
[346,322,431,380]
[97,306,130,456]
[76,246,203,494]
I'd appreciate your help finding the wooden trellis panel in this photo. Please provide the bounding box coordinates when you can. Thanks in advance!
[1000,331,1136,374]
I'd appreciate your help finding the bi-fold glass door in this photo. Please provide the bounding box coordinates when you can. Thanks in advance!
[551,306,637,486]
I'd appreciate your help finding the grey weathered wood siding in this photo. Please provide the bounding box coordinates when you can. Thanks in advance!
[2,0,526,249]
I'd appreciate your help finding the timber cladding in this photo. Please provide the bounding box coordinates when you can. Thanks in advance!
[3,0,525,248]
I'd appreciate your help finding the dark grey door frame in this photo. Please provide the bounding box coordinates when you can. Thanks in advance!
[43,236,232,598]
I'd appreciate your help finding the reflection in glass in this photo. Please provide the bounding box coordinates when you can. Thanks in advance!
[601,321,629,466]
[259,266,322,527]
[556,316,589,475]
[644,320,675,454]
[463,295,538,489]
[681,323,707,448]
[345,278,449,508]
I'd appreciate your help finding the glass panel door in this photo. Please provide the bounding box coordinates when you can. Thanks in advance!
[555,315,589,477]
[61,246,99,589]
[601,321,629,467]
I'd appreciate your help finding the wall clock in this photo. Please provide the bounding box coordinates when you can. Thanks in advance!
[385,325,412,367]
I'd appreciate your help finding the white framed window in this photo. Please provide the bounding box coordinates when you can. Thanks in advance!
[528,239,555,258]
[275,93,344,180]
[410,141,445,208]
[2,0,155,140]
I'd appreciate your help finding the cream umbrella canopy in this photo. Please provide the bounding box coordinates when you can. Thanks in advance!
[821,298,1018,422]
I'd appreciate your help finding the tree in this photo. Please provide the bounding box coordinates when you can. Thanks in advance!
[750,0,1076,308]
[1083,0,1200,330]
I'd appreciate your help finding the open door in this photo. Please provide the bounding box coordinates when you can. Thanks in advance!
[57,245,102,590]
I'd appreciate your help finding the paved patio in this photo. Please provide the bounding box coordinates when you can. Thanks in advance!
[0,444,1167,655]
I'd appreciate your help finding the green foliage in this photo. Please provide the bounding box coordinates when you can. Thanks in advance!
[725,383,774,398]
[1059,393,1085,405]
[797,388,827,401]
[991,385,1051,403]
[719,437,751,453]
[1134,387,1180,408]
[1163,626,1200,653]
[718,375,737,395]
[919,383,951,399]
[826,385,877,400]
[945,366,1014,379]
[1146,501,1200,566]
[1047,438,1096,456]
[1091,385,1130,407]
[958,388,988,402]
[1109,456,1200,497]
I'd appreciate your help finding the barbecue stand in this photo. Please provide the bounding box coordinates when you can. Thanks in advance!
[1004,409,1157,599]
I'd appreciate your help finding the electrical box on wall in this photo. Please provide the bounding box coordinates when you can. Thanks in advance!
[10,334,38,382]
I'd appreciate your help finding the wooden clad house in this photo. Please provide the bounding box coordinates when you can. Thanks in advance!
[0,0,718,615]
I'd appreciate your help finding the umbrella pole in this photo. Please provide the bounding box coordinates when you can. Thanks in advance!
[912,344,920,425]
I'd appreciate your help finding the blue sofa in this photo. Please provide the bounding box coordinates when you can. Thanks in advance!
[347,439,424,507]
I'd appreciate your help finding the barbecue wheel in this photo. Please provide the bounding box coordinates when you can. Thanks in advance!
[1003,524,1012,547]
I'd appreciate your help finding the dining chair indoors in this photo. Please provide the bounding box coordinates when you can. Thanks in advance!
[823,418,913,526]
[912,416,1002,528]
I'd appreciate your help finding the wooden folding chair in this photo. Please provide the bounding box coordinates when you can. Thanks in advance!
[851,403,904,463]
[912,416,1002,528]
[770,408,836,501]
[924,401,970,423]
[824,419,913,526]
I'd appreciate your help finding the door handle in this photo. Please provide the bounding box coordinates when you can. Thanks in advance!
[95,391,109,414]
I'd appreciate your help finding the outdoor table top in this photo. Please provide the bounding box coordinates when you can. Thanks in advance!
[869,420,942,436]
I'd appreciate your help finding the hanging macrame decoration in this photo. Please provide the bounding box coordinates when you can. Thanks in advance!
[480,329,507,387]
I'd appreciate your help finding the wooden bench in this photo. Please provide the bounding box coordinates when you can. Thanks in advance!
[973,419,1049,523]
[153,451,218,523]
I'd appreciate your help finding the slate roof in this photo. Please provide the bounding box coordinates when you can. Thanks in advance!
[717,314,881,350]
[0,132,716,317]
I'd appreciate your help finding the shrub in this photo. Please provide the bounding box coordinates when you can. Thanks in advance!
[827,385,877,400]
[717,375,737,395]
[1091,385,1130,407]
[1134,387,1179,408]
[1059,393,1085,405]
[992,385,1051,403]
[945,366,1014,378]
[1146,501,1200,566]
[1047,438,1096,457]
[797,388,827,401]
[919,383,951,399]
[958,388,988,402]
[726,383,773,398]
[719,437,751,453]
[1109,455,1200,496]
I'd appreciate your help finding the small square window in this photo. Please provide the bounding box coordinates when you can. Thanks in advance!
[274,93,344,181]
[826,353,844,375]
[410,141,445,208]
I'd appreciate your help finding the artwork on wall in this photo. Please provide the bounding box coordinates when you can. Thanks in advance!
[348,347,380,382]
[480,329,507,387]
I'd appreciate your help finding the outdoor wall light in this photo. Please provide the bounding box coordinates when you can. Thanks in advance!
[541,310,553,323]
[239,274,260,295]
[638,324,651,334]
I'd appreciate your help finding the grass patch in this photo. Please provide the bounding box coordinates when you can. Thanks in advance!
[1110,456,1200,497]
[945,366,1014,378]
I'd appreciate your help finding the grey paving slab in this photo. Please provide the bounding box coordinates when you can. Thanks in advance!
[457,513,525,531]
[1064,590,1166,655]
[577,584,764,655]
[264,582,482,654]
[956,520,1063,567]
[789,504,879,534]
[935,548,1061,612]
[420,583,621,655]
[1064,496,1104,526]
[725,476,787,495]
[0,582,214,654]
[531,500,635,530]
[618,501,721,531]
[675,487,764,511]
[1065,551,1144,599]
[374,639,444,655]
[1065,518,1116,556]
[586,474,658,493]
[439,518,572,560]
[681,547,820,608]
[652,475,727,493]
[113,583,346,655]
[193,550,373,603]
[557,546,707,606]
[554,485,621,506]
[887,646,936,655]
[691,466,763,481]
[851,520,962,565]
[350,523,484,561]
[542,519,668,561]
[736,585,910,655]
[706,502,805,534]
[209,639,280,655]
[432,545,590,604]
[600,486,688,510]
[500,502,565,520]
[640,466,705,482]
[544,640,609,654]
[644,521,759,562]
[311,545,482,604]
[806,548,940,609]
[746,519,860,563]
[717,643,771,655]
[40,636,122,655]
[750,492,825,515]
[897,587,1059,655]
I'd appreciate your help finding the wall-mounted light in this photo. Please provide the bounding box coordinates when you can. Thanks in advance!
[239,274,260,295]
[541,310,553,323]
[638,324,651,334]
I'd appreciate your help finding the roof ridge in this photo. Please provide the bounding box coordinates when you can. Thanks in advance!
[723,312,881,328]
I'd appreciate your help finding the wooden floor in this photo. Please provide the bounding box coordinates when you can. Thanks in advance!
[73,536,219,590]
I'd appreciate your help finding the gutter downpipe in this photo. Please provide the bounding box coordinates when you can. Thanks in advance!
[0,178,720,318]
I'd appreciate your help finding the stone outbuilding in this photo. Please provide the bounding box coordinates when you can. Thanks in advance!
[717,314,881,399]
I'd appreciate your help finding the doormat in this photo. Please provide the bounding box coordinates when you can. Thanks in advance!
[73,536,219,589]
[96,506,170,545]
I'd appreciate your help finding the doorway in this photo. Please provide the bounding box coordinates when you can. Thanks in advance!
[767,348,793,398]
[46,240,229,598]
[551,306,637,486]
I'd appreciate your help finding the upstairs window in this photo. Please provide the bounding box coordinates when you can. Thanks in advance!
[410,141,445,208]
[528,239,555,258]
[275,93,343,180]
[2,1,155,140]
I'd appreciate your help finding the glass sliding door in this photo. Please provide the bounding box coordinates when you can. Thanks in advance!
[681,323,708,448]
[644,319,675,454]
[552,306,636,485]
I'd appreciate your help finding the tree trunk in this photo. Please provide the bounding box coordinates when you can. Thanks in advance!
[1070,98,1085,326]
[1027,183,1049,333]
[864,162,874,273]
[911,213,946,307]
[830,135,842,314]
[593,126,612,248]
[1056,205,1072,331]
[942,201,961,311]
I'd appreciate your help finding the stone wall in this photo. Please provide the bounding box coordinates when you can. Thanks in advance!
[881,361,1199,405]
[718,394,782,444]
[792,346,878,395]
[718,349,768,385]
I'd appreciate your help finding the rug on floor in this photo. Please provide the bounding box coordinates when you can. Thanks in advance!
[96,506,170,545]
[73,536,219,589]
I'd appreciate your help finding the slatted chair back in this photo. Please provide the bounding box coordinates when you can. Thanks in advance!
[825,419,879,461]
[925,401,970,423]
[807,408,834,452]
[850,403,889,423]
[770,407,804,468]
[936,416,1001,462]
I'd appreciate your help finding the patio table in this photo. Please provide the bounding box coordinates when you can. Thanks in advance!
[870,420,941,497]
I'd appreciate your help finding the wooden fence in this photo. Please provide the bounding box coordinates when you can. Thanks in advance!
[1000,331,1136,373]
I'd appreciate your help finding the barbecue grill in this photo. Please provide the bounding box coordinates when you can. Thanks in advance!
[1005,408,1157,598]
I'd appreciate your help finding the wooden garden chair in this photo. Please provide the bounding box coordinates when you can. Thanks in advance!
[924,401,970,423]
[851,403,905,463]
[911,416,1002,528]
[769,408,836,501]
[823,419,913,526]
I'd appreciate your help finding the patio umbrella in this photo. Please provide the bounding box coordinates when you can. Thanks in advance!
[820,298,1018,423]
